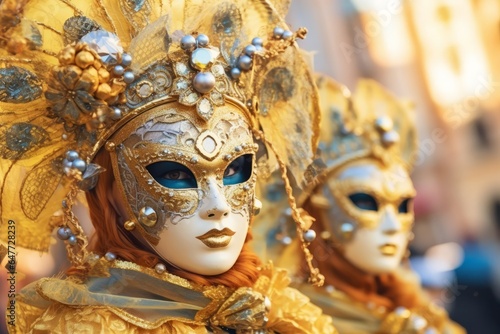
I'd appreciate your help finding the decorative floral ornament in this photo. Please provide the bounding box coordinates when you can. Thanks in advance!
[170,33,233,121]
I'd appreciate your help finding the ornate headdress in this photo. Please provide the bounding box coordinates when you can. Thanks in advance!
[265,74,417,257]
[0,0,321,282]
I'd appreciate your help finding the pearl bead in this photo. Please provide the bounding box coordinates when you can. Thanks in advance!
[230,67,241,79]
[121,53,132,66]
[282,30,293,40]
[251,37,263,47]
[382,130,400,147]
[123,71,135,83]
[238,55,252,71]
[57,227,72,240]
[72,158,87,172]
[281,236,292,245]
[155,263,166,274]
[273,27,284,38]
[105,252,116,261]
[303,229,316,242]
[109,107,122,120]
[244,45,257,57]
[180,35,196,51]
[65,150,79,162]
[68,235,77,245]
[113,65,124,75]
[196,34,209,47]
[192,72,216,94]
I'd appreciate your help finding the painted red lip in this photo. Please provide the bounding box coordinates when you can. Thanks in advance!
[196,228,236,248]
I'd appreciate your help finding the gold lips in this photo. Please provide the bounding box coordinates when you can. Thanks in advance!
[379,244,397,256]
[196,228,236,248]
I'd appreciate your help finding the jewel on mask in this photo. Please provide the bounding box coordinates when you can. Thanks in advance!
[375,116,393,132]
[303,229,316,242]
[81,30,123,65]
[381,130,400,147]
[139,206,158,227]
[180,35,196,51]
[238,55,252,71]
[282,30,293,40]
[196,34,209,47]
[154,263,166,274]
[123,71,135,83]
[193,72,216,93]
[57,227,73,240]
[273,27,285,38]
[191,48,216,70]
[68,235,78,245]
[340,222,354,240]
[104,252,117,261]
[121,53,132,67]
[124,221,136,231]
[109,107,122,120]
[63,150,87,176]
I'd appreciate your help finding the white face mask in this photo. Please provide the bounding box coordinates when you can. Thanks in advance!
[323,159,415,274]
[109,102,257,275]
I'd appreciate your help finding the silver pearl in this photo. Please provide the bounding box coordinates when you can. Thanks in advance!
[113,65,124,76]
[303,229,316,242]
[251,37,263,47]
[273,27,285,38]
[238,55,252,71]
[155,263,166,274]
[381,130,400,147]
[230,67,241,79]
[123,71,135,83]
[72,158,87,172]
[105,252,117,261]
[196,34,209,47]
[375,116,393,132]
[282,30,293,40]
[61,133,68,140]
[281,236,292,245]
[180,35,196,51]
[65,150,79,162]
[192,72,216,94]
[244,44,257,57]
[121,53,132,66]
[68,235,77,245]
[57,227,72,240]
[110,107,122,120]
[63,159,73,169]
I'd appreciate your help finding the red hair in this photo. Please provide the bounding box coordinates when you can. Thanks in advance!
[301,197,422,310]
[83,148,261,287]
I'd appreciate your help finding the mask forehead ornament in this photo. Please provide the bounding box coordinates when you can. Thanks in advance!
[0,0,322,284]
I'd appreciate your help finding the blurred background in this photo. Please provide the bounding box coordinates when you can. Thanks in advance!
[287,0,500,332]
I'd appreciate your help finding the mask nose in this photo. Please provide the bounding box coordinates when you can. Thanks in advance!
[200,178,230,220]
[380,206,401,235]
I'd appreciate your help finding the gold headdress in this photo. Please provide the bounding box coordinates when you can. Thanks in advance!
[0,0,321,279]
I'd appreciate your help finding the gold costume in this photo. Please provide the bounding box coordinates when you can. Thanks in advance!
[14,262,334,333]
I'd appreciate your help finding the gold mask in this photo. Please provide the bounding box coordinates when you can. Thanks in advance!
[107,100,258,243]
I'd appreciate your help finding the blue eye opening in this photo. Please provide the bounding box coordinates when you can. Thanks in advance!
[349,193,378,211]
[223,154,253,186]
[398,198,412,213]
[146,161,197,189]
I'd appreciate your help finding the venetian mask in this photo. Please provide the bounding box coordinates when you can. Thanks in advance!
[107,100,258,275]
[314,158,416,274]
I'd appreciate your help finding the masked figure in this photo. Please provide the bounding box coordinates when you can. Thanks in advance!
[0,1,335,333]
[265,75,464,334]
